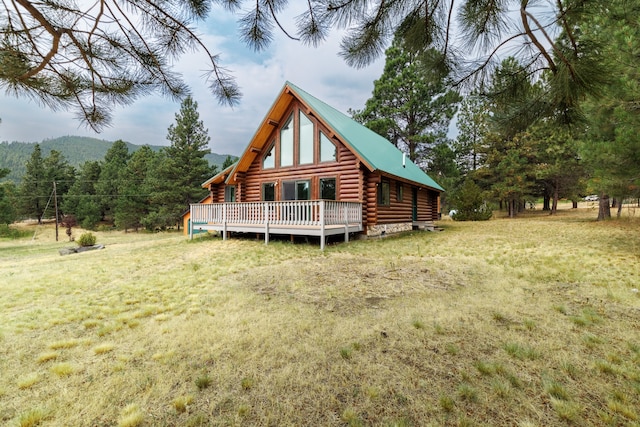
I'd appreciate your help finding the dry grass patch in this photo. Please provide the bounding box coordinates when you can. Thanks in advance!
[93,343,115,354]
[47,339,79,350]
[172,395,194,413]
[117,404,144,427]
[36,351,59,363]
[16,408,47,427]
[0,210,639,425]
[17,373,40,390]
[50,362,75,377]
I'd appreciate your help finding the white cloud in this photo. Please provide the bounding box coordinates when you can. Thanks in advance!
[0,7,384,157]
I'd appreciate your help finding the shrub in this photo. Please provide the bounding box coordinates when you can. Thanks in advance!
[0,224,30,239]
[76,232,97,247]
[195,375,211,390]
[449,178,493,221]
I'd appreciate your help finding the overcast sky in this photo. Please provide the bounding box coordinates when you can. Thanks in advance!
[0,5,385,157]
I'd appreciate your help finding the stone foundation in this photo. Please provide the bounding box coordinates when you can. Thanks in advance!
[366,222,413,237]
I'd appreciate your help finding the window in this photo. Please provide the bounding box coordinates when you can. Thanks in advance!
[280,114,294,167]
[282,180,310,200]
[320,178,336,200]
[262,142,275,169]
[262,182,275,201]
[319,132,336,163]
[224,185,236,202]
[297,181,310,200]
[396,182,403,202]
[377,179,390,206]
[299,111,314,164]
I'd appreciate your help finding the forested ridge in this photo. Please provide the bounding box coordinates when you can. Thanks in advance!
[0,97,238,231]
[0,136,234,183]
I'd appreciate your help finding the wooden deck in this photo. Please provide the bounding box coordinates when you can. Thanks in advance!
[189,200,363,250]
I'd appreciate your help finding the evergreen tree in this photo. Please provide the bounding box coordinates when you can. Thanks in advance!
[95,140,130,222]
[449,178,493,221]
[62,161,102,230]
[484,132,539,218]
[0,168,17,225]
[145,96,214,230]
[43,149,76,219]
[475,58,542,217]
[17,146,75,223]
[530,125,586,215]
[222,155,236,169]
[427,142,462,211]
[115,146,157,232]
[454,93,490,173]
[18,144,48,223]
[580,0,640,219]
[352,38,460,166]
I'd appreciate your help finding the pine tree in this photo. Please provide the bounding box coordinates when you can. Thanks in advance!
[0,168,17,225]
[62,161,102,230]
[530,125,585,215]
[18,144,48,223]
[449,178,493,221]
[115,146,157,232]
[580,0,640,219]
[454,93,490,173]
[145,96,214,230]
[95,140,130,223]
[43,150,76,220]
[351,37,460,166]
[474,58,542,217]
[222,155,236,169]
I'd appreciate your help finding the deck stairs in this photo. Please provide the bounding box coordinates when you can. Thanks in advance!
[412,221,444,232]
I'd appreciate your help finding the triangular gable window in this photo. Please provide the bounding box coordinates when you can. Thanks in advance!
[320,131,336,163]
[262,141,275,169]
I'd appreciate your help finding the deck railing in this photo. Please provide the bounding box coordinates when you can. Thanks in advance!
[190,200,362,228]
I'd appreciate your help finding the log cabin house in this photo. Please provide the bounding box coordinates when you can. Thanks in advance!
[185,82,444,249]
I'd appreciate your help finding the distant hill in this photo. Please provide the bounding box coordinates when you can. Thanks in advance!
[0,136,236,183]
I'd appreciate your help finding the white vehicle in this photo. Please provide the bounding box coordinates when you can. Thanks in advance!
[584,195,599,201]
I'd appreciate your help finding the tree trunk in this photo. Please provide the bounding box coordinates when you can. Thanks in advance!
[571,199,578,209]
[617,201,623,218]
[597,194,611,221]
[509,198,517,218]
[543,195,551,211]
[550,185,559,215]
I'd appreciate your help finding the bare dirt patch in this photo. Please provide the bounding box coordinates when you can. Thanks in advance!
[232,254,465,314]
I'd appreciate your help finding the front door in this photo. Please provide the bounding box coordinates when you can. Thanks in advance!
[412,188,418,221]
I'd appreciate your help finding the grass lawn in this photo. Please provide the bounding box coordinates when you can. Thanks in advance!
[1,206,639,426]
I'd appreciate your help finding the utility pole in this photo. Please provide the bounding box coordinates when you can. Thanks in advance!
[53,181,59,242]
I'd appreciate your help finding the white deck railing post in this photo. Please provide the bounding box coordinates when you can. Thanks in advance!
[222,203,227,240]
[264,202,270,245]
[320,200,326,250]
[344,203,349,243]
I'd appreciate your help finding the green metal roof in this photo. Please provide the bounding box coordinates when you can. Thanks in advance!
[287,82,445,192]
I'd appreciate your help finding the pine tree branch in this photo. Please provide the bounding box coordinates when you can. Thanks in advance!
[520,0,557,74]
[522,7,578,81]
[13,0,62,80]
[267,0,299,41]
[556,0,578,54]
